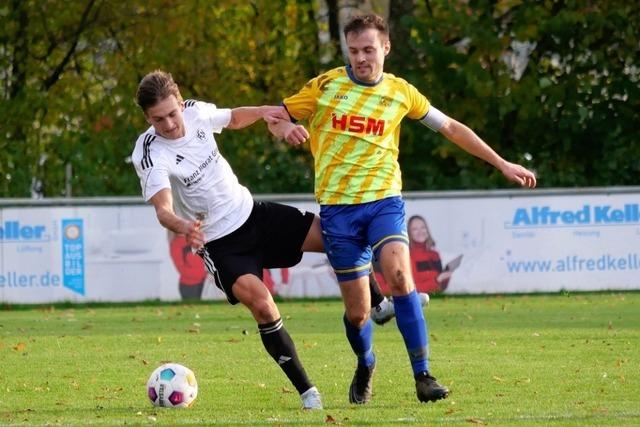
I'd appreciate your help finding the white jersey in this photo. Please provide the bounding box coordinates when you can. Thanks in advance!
[131,100,253,242]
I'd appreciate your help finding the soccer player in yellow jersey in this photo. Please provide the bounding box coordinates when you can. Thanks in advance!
[269,14,536,405]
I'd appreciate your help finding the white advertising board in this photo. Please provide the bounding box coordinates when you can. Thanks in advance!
[0,204,187,303]
[1,188,638,304]
[275,189,640,297]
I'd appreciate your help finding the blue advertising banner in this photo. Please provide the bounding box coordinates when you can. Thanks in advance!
[61,219,85,296]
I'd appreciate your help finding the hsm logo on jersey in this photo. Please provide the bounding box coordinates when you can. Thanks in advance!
[197,129,206,140]
[331,113,385,135]
[0,221,49,242]
[508,204,640,227]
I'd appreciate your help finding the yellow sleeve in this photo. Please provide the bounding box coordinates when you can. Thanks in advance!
[405,82,431,120]
[283,77,319,121]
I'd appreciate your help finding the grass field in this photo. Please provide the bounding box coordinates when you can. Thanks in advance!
[1,292,638,426]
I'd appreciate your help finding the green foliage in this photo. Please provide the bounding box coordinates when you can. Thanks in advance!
[1,294,639,425]
[1,1,638,197]
[0,1,318,197]
[392,1,640,190]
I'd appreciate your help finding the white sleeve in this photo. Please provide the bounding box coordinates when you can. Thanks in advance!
[140,167,171,201]
[420,106,448,132]
[198,101,232,134]
[133,153,171,202]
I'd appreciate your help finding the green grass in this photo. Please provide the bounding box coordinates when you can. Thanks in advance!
[1,293,638,426]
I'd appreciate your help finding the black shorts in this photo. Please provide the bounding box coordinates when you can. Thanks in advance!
[199,201,314,304]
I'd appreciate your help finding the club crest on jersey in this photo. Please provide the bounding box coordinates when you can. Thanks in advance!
[197,129,206,140]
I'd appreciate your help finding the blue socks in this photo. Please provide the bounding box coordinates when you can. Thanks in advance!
[393,290,429,374]
[343,314,375,367]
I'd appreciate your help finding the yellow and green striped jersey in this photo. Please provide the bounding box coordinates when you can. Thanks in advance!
[283,66,430,205]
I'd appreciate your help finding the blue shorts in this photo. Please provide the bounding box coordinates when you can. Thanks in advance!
[320,196,409,281]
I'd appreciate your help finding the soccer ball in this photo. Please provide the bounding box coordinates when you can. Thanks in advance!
[146,363,198,408]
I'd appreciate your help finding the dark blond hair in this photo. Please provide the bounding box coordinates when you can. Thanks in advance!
[343,13,389,40]
[135,70,183,112]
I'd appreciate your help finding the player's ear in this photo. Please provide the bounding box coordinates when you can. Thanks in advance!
[384,39,391,56]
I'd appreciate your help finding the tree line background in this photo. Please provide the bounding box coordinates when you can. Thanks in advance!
[1,0,638,198]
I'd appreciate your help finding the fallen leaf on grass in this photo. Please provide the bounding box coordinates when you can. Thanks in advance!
[13,342,26,352]
[281,387,293,394]
[465,418,485,424]
[492,376,505,382]
[325,414,340,424]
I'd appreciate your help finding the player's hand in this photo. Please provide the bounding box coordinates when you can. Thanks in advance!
[184,220,205,250]
[500,161,537,188]
[284,124,309,146]
[262,106,289,125]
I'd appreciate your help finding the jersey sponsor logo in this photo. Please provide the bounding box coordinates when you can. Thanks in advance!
[196,129,206,140]
[176,154,184,164]
[182,149,219,187]
[334,94,348,100]
[331,113,385,135]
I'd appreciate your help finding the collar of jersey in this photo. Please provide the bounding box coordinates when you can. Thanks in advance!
[345,65,384,87]
[154,126,194,146]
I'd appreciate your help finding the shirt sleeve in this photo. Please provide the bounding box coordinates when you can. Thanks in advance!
[405,82,431,120]
[133,150,171,202]
[197,101,232,133]
[282,77,319,121]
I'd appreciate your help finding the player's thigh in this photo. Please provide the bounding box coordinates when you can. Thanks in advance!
[378,241,414,294]
[301,215,324,253]
[203,249,262,305]
[368,196,409,254]
[260,201,316,267]
[320,204,372,281]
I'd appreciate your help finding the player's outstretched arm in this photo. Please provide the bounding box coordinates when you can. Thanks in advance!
[149,188,204,249]
[227,106,290,130]
[439,117,537,188]
[267,119,309,146]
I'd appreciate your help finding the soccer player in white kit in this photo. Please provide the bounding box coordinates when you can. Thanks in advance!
[131,70,323,410]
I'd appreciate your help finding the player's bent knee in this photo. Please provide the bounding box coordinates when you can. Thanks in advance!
[345,310,370,328]
[386,270,414,294]
[250,298,280,324]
